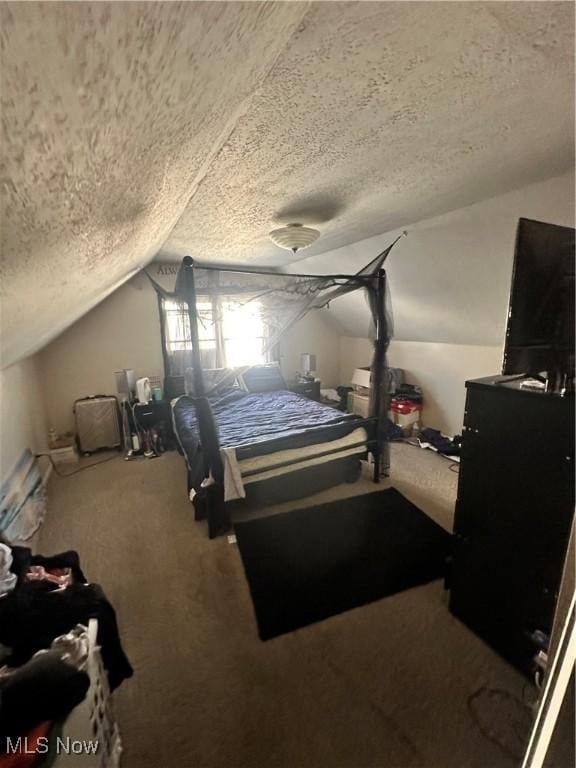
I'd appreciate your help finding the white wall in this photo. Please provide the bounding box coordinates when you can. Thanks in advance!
[39,269,341,434]
[303,172,575,434]
[38,172,575,436]
[278,308,340,387]
[0,355,48,481]
[38,272,165,435]
[339,336,501,436]
[292,172,575,345]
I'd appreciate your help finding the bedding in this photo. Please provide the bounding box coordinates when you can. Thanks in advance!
[184,367,237,396]
[172,388,370,501]
[240,427,368,484]
[239,363,286,393]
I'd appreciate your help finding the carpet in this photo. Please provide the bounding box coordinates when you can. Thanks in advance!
[235,487,452,640]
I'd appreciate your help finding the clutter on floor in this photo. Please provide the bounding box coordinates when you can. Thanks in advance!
[389,383,423,437]
[235,487,452,640]
[319,387,340,406]
[344,366,463,469]
[48,432,79,467]
[418,428,462,459]
[0,542,132,757]
[383,418,405,441]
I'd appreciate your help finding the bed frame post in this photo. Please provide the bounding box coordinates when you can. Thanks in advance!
[156,291,171,384]
[180,257,231,538]
[181,256,205,398]
[372,268,387,483]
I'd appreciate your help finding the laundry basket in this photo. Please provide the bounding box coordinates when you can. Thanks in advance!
[53,619,122,767]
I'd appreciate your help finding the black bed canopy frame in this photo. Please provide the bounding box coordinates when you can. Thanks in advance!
[151,234,403,536]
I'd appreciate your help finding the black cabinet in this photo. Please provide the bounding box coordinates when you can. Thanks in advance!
[288,380,321,401]
[449,376,574,677]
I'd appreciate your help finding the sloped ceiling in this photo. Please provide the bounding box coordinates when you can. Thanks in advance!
[0,1,308,368]
[1,1,574,368]
[289,172,576,346]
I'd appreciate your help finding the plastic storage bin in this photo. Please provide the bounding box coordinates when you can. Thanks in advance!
[391,399,422,436]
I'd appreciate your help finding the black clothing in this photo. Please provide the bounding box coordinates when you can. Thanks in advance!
[0,581,132,691]
[9,547,87,585]
[0,651,90,747]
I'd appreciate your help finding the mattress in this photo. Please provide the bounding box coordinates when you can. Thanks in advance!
[240,426,368,485]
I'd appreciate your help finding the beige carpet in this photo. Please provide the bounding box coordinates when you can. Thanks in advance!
[38,443,531,768]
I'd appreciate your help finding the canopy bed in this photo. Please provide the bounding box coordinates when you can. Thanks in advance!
[148,235,402,537]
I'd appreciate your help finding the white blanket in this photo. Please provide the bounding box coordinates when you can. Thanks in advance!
[221,427,368,501]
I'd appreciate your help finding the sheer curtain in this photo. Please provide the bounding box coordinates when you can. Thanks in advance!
[160,295,269,377]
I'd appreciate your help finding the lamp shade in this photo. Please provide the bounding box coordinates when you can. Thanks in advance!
[269,223,320,252]
[301,353,317,374]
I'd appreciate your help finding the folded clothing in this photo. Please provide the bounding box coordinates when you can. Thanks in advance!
[393,383,423,404]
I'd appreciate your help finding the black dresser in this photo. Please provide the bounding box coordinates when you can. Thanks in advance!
[449,376,575,677]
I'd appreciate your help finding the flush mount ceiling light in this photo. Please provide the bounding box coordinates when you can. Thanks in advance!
[269,223,320,253]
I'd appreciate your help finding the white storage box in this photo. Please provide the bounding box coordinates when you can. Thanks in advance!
[351,367,371,393]
[351,393,370,418]
[50,445,79,465]
[49,434,79,465]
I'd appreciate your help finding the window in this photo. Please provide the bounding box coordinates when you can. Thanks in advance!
[161,297,267,371]
[222,300,266,367]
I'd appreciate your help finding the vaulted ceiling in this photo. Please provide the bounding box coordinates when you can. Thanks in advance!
[1,1,574,368]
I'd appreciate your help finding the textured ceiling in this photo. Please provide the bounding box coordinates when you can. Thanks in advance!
[0,1,308,367]
[165,1,575,266]
[1,2,574,368]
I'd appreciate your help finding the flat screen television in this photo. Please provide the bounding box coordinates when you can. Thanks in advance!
[502,218,575,391]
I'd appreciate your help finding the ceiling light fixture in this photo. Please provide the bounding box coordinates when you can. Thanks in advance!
[269,223,320,253]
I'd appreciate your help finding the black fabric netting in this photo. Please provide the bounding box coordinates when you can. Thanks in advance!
[146,235,403,536]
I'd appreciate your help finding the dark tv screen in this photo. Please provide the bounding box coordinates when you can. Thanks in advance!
[502,218,575,377]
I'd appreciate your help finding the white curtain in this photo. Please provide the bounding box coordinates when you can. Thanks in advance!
[161,296,269,376]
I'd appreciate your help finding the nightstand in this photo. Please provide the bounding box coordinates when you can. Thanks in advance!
[288,380,321,401]
[130,400,176,450]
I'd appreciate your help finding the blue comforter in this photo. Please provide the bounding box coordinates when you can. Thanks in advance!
[172,388,365,462]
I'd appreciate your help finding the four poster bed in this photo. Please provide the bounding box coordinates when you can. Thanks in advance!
[172,386,373,504]
[148,235,403,537]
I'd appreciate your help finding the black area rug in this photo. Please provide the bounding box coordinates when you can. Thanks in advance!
[235,488,452,640]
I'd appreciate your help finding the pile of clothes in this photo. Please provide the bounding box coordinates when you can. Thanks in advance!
[418,428,462,458]
[0,542,133,757]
